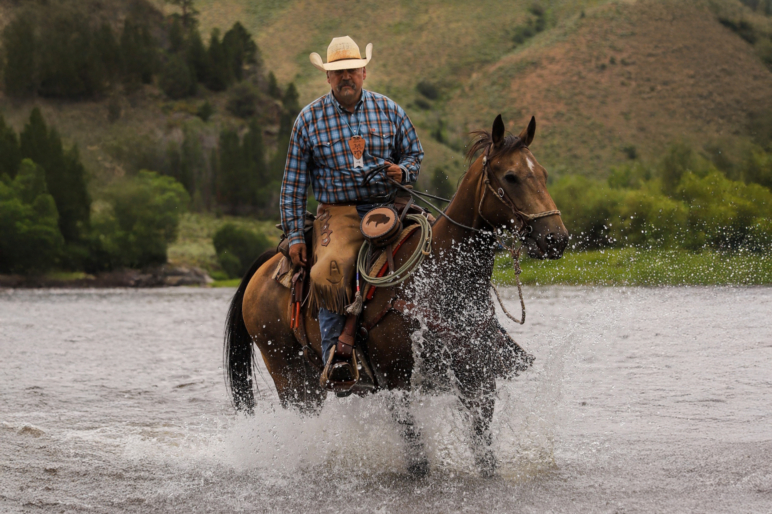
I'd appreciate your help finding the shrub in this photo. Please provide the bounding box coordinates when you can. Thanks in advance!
[213,223,271,278]
[550,175,623,249]
[97,171,190,268]
[197,100,214,122]
[416,81,439,100]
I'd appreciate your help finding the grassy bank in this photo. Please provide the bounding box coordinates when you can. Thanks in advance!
[494,248,772,286]
[167,213,280,272]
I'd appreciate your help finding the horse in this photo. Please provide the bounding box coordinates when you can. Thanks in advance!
[223,114,569,476]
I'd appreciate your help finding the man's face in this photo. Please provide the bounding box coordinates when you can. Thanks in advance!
[327,67,366,104]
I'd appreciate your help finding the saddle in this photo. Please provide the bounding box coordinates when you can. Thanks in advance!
[271,194,432,395]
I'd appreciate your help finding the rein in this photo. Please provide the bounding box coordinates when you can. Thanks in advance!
[392,144,561,326]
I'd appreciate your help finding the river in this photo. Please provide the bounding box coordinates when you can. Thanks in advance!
[1,286,771,512]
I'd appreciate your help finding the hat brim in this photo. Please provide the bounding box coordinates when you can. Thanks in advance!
[310,43,372,71]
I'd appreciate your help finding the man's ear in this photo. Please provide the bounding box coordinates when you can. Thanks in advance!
[326,71,331,85]
[362,67,366,81]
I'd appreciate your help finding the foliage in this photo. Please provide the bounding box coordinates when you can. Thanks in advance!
[0,115,22,179]
[416,81,439,100]
[216,119,270,214]
[212,223,271,278]
[196,100,215,122]
[19,108,91,243]
[159,54,196,99]
[429,167,454,207]
[0,159,64,274]
[226,82,260,119]
[95,171,190,268]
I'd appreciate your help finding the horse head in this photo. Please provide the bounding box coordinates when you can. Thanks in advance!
[468,115,569,259]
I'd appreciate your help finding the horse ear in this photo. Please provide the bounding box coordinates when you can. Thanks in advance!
[518,116,536,146]
[491,114,505,147]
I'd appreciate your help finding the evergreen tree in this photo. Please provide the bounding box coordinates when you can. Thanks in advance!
[1,15,37,97]
[222,22,259,81]
[429,167,454,207]
[95,22,122,82]
[37,13,106,98]
[267,71,281,99]
[165,0,200,29]
[216,128,245,212]
[0,115,21,179]
[159,54,196,99]
[185,28,208,83]
[120,19,156,92]
[169,17,185,53]
[20,108,90,242]
[205,29,231,91]
[269,82,301,182]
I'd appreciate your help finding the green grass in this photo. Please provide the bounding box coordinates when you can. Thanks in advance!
[211,278,242,288]
[494,248,772,286]
[167,212,280,272]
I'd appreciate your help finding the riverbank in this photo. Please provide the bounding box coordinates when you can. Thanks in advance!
[0,265,212,289]
[496,248,772,286]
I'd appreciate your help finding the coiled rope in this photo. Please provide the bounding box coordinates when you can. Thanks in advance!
[357,214,433,288]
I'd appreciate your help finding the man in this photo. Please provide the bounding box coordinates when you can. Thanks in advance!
[279,36,424,387]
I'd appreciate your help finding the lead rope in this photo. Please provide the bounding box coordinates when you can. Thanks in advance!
[491,232,526,324]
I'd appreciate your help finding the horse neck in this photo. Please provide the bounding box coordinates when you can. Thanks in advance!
[429,158,496,283]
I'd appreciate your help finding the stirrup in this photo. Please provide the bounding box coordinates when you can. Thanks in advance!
[319,346,359,393]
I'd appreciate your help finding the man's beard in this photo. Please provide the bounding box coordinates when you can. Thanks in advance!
[336,81,358,98]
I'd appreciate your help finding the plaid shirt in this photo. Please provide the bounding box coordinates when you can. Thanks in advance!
[280,89,424,246]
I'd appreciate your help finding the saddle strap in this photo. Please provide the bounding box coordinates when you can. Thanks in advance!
[290,268,324,371]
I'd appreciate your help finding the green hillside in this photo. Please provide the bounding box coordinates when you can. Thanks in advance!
[192,0,772,180]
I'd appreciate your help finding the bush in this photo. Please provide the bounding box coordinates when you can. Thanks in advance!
[550,175,623,249]
[416,81,439,100]
[95,171,190,268]
[197,100,214,122]
[0,159,64,274]
[213,223,271,278]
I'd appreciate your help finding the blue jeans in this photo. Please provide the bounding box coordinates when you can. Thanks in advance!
[319,204,377,363]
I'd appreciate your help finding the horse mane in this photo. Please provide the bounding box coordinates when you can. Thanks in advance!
[465,130,526,165]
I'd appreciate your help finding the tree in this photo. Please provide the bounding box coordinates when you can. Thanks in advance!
[185,28,208,83]
[0,115,21,179]
[20,108,91,242]
[222,22,259,81]
[205,29,231,91]
[165,0,200,29]
[159,54,196,99]
[102,171,190,268]
[226,82,259,118]
[269,82,301,183]
[0,159,64,274]
[267,71,281,98]
[1,15,36,97]
[95,22,122,83]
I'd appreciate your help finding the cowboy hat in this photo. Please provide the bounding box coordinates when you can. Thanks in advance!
[310,36,372,71]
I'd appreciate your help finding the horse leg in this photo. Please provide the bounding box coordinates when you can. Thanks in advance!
[389,394,429,477]
[457,375,497,477]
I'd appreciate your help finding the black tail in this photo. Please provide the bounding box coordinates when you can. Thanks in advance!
[223,248,278,414]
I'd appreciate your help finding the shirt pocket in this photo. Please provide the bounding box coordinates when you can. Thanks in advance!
[367,125,395,161]
[311,136,343,171]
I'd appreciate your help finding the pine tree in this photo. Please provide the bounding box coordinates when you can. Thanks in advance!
[222,22,259,81]
[216,128,244,212]
[1,15,37,97]
[20,108,90,242]
[160,54,195,99]
[169,18,185,53]
[165,0,200,29]
[205,29,232,91]
[267,72,281,99]
[95,22,122,82]
[269,82,301,183]
[0,115,21,179]
[185,28,208,83]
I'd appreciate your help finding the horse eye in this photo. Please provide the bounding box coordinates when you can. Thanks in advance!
[504,173,519,184]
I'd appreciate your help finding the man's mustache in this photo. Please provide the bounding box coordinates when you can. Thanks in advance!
[337,81,355,91]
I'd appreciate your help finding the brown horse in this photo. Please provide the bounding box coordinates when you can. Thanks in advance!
[224,114,568,476]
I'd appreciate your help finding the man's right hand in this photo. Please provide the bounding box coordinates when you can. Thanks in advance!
[289,243,307,268]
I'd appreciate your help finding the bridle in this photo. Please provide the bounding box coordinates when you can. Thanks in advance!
[387,140,563,325]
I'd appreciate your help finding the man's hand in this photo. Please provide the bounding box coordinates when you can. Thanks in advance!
[289,243,307,268]
[384,161,404,183]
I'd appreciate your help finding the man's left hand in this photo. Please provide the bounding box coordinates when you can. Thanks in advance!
[383,162,404,183]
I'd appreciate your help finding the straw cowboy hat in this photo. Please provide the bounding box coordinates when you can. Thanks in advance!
[310,36,372,71]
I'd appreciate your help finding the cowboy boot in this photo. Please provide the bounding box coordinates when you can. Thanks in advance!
[319,314,359,390]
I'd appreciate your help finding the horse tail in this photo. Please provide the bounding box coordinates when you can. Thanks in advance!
[223,248,277,414]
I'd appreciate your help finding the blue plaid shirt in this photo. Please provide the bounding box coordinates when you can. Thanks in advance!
[280,89,424,246]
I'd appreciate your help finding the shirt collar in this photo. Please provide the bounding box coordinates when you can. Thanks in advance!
[327,89,368,113]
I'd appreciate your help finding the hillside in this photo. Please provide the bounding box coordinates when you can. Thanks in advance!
[191,0,772,180]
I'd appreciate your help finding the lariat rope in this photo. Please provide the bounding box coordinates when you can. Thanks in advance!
[361,145,561,326]
[357,213,433,288]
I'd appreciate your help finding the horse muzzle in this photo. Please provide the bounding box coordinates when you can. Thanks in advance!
[525,219,568,260]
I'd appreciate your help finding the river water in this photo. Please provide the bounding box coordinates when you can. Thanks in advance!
[1,286,771,513]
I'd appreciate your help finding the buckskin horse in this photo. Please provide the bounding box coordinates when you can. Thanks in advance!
[224,115,568,476]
